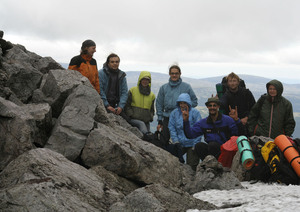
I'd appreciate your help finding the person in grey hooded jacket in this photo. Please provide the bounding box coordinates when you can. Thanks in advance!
[156,64,198,146]
[169,93,202,170]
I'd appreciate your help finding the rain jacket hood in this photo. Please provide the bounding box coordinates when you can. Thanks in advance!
[266,79,283,98]
[138,71,152,86]
[176,93,192,111]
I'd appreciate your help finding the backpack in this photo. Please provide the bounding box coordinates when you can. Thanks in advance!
[247,136,271,182]
[261,141,299,185]
[218,136,238,168]
[144,131,185,163]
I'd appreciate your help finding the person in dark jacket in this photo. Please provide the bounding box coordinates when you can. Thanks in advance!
[68,40,100,93]
[220,72,256,135]
[156,64,198,146]
[98,53,128,118]
[183,97,242,161]
[169,93,202,170]
[125,71,155,135]
[248,79,295,139]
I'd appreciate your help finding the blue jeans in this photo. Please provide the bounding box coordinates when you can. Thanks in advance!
[129,119,150,134]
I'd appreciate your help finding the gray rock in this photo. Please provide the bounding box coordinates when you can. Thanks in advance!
[91,165,139,197]
[81,123,184,187]
[109,183,217,212]
[0,97,52,171]
[45,84,101,161]
[2,45,43,103]
[32,69,92,117]
[184,155,243,194]
[0,148,120,212]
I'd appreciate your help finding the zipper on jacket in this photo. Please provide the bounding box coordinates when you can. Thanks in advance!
[268,103,274,138]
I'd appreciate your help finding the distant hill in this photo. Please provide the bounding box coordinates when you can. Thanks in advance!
[126,71,300,138]
[126,71,300,112]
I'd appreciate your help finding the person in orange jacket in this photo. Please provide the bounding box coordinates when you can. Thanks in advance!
[68,40,100,93]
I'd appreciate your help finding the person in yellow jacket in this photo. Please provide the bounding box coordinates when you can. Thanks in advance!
[125,71,155,136]
[68,40,100,93]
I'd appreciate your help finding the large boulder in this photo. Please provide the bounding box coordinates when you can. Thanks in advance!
[0,97,51,171]
[32,69,92,117]
[109,183,217,212]
[81,123,185,187]
[45,83,101,161]
[0,148,123,212]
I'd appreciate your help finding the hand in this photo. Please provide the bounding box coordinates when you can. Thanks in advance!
[240,117,248,125]
[115,107,122,115]
[107,106,117,114]
[229,105,239,121]
[157,124,163,132]
[181,106,189,121]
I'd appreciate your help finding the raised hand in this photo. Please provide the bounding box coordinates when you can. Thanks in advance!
[229,105,239,121]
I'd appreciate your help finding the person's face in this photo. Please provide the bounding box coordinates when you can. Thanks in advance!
[227,77,239,91]
[268,85,277,97]
[141,78,150,87]
[108,57,120,70]
[87,46,96,56]
[207,102,219,116]
[169,68,181,81]
[179,102,188,112]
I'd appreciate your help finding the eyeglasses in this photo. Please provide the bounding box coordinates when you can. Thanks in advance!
[207,104,218,108]
[170,72,180,75]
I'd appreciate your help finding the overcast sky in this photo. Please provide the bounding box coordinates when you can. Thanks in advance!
[1,0,300,83]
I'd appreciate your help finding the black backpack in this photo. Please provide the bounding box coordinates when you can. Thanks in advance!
[247,136,271,182]
[261,141,299,185]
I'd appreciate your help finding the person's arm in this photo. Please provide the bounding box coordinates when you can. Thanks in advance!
[168,111,180,143]
[124,91,133,118]
[247,97,263,135]
[156,86,164,131]
[99,70,109,107]
[188,85,198,108]
[150,97,155,122]
[283,101,296,136]
[182,108,203,139]
[118,75,128,109]
[93,61,100,94]
[68,56,80,71]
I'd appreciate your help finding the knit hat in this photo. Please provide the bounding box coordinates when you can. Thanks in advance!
[81,40,96,50]
[205,97,220,106]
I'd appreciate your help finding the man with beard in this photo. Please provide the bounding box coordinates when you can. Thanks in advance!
[182,97,242,160]
[220,72,256,136]
[99,53,128,119]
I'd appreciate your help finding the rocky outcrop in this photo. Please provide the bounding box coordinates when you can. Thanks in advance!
[0,35,242,211]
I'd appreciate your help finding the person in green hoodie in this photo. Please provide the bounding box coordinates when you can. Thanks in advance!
[248,79,295,139]
[125,71,155,137]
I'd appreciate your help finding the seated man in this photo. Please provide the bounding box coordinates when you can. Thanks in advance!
[169,93,202,171]
[98,53,128,120]
[182,97,242,161]
[125,71,155,137]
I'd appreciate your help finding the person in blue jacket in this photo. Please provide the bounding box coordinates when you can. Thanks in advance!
[98,53,128,119]
[156,64,198,146]
[182,97,241,161]
[169,93,202,170]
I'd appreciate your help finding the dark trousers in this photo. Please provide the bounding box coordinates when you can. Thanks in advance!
[161,117,170,146]
[194,141,221,161]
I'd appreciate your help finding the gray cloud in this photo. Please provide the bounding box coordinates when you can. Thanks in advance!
[1,0,300,82]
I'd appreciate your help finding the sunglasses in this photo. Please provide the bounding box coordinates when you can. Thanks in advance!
[207,104,218,108]
[170,72,180,75]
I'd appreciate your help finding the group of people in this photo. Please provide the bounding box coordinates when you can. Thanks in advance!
[68,39,296,171]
